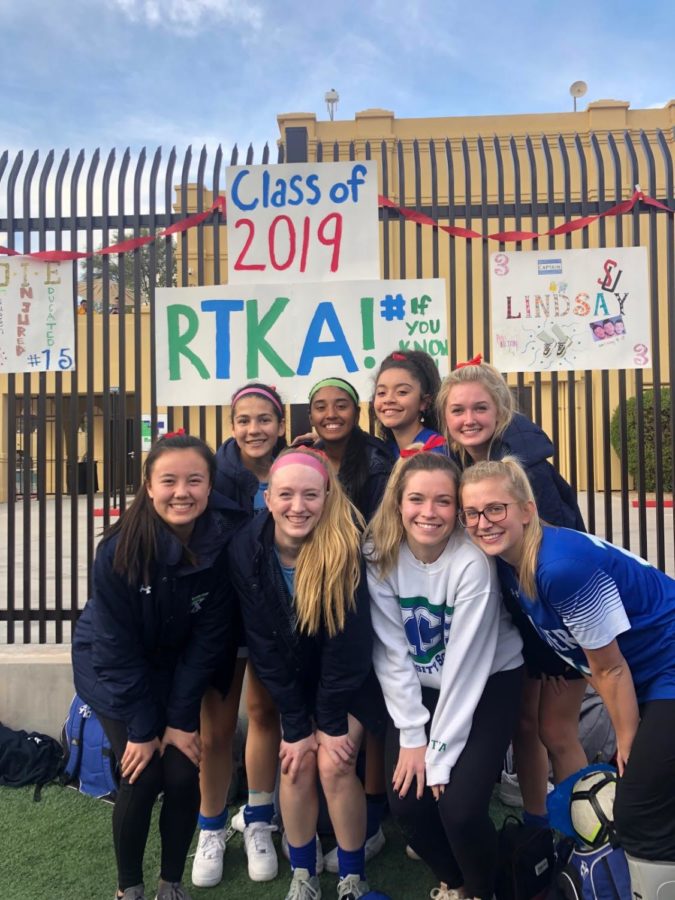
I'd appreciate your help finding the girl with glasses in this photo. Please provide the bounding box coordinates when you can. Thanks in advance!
[365,452,523,900]
[460,457,675,899]
[438,359,587,830]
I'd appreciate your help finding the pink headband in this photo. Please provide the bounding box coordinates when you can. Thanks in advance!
[269,451,329,484]
[231,386,284,416]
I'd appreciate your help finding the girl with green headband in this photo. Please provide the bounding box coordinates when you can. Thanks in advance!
[301,377,393,524]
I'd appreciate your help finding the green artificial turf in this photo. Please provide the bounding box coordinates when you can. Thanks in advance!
[0,784,515,900]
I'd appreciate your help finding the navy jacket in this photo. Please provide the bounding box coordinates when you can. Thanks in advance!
[212,436,285,518]
[315,429,393,523]
[229,512,373,742]
[72,507,237,742]
[453,412,585,531]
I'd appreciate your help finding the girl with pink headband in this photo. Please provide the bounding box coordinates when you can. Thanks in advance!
[229,447,380,900]
[295,376,392,872]
[192,383,286,889]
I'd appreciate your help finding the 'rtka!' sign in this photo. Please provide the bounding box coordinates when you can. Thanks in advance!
[226,161,379,283]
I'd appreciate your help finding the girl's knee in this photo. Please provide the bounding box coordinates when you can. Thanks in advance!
[317,747,356,792]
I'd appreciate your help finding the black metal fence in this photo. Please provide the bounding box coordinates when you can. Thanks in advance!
[1,125,674,642]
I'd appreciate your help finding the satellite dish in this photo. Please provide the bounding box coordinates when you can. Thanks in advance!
[569,81,588,111]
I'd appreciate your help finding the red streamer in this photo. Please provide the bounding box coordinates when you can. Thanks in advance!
[0,186,671,262]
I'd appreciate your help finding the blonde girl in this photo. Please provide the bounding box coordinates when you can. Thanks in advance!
[438,359,587,828]
[460,457,675,898]
[365,452,523,900]
[230,448,377,900]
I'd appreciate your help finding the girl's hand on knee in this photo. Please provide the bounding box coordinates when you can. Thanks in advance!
[393,745,427,800]
[430,784,445,802]
[279,734,318,783]
[315,730,355,773]
[161,727,202,767]
[121,738,161,784]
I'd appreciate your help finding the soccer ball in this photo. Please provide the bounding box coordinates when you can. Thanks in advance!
[569,769,617,849]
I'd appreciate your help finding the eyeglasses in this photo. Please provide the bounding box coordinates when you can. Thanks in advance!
[458,502,514,528]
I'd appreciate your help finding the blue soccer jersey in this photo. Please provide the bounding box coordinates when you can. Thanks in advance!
[497,527,675,702]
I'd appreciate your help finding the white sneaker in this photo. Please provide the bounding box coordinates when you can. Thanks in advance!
[231,804,246,833]
[429,884,462,900]
[498,771,523,807]
[337,873,370,898]
[285,867,322,900]
[281,832,325,875]
[231,804,280,834]
[243,822,279,882]
[498,770,554,808]
[191,828,226,888]
[323,827,386,873]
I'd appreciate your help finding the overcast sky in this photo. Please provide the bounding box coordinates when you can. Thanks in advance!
[3,0,674,160]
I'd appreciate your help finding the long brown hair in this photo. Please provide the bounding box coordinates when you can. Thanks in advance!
[372,349,443,440]
[108,433,215,585]
[459,457,542,598]
[267,448,364,638]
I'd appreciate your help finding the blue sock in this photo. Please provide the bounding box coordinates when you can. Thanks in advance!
[523,810,549,828]
[244,802,274,826]
[198,808,228,831]
[288,836,317,876]
[365,793,387,839]
[337,845,365,880]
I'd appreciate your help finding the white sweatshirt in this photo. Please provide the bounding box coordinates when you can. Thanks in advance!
[367,528,523,786]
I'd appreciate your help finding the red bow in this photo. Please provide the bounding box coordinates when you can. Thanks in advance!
[400,434,447,458]
[391,352,407,361]
[455,353,483,369]
[164,428,186,438]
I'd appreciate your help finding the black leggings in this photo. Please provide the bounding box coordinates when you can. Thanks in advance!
[613,698,675,861]
[385,668,523,899]
[100,716,201,890]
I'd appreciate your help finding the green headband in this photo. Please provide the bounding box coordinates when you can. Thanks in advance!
[308,378,360,405]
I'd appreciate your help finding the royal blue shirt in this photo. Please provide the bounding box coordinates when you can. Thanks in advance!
[498,526,675,702]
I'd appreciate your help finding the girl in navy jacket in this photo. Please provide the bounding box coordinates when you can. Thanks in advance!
[193,383,286,888]
[72,433,237,900]
[230,448,375,900]
[438,359,587,830]
[296,376,392,870]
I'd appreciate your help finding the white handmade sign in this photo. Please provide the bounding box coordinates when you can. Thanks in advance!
[0,258,75,373]
[490,247,650,372]
[155,279,448,405]
[226,161,379,283]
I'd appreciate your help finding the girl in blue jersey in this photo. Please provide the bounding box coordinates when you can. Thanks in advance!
[460,457,675,895]
[192,384,286,888]
[72,433,237,900]
[439,359,587,828]
[372,350,446,457]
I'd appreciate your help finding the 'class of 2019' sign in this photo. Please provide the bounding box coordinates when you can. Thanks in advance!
[225,161,379,283]
[490,247,651,372]
[0,259,75,373]
[154,278,448,405]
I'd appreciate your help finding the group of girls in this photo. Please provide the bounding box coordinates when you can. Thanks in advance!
[72,349,675,900]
